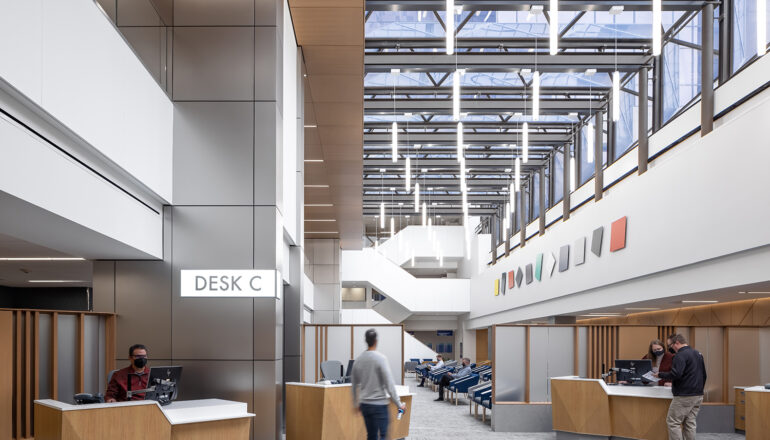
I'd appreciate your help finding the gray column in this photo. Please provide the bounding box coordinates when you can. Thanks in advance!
[562,146,570,221]
[653,58,664,131]
[718,0,732,85]
[93,2,297,439]
[490,214,498,263]
[538,168,545,235]
[594,111,604,202]
[701,3,715,136]
[638,66,649,175]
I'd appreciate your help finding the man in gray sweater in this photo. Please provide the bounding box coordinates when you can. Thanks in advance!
[351,329,406,440]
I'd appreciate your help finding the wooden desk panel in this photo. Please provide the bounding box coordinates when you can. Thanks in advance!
[610,395,670,440]
[286,384,412,440]
[171,418,251,440]
[551,378,611,436]
[745,389,770,440]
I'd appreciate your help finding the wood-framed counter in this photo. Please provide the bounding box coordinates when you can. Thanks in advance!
[744,386,770,440]
[34,398,254,440]
[551,376,675,440]
[286,382,413,440]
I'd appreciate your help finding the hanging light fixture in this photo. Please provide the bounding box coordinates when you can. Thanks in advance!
[532,71,541,120]
[405,156,411,192]
[414,182,420,212]
[456,122,463,161]
[757,0,767,57]
[549,0,559,55]
[446,0,454,55]
[390,217,395,236]
[587,121,595,163]
[460,158,467,192]
[522,122,529,163]
[422,202,427,226]
[452,70,462,121]
[391,121,398,162]
[428,217,433,234]
[509,183,515,213]
[380,202,385,228]
[652,0,662,56]
[515,157,521,192]
[612,71,620,121]
[570,153,576,192]
[411,250,415,267]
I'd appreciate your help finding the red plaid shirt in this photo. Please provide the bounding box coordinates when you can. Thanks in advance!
[105,365,149,402]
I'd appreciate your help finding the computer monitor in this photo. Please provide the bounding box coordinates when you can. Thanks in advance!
[344,360,355,377]
[144,366,182,405]
[614,359,653,385]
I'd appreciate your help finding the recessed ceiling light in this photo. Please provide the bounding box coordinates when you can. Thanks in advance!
[625,307,661,311]
[303,124,317,128]
[306,231,339,234]
[304,184,329,188]
[681,300,718,304]
[305,204,333,207]
[739,291,770,294]
[305,219,336,222]
[304,159,324,163]
[29,280,87,283]
[391,68,401,74]
[0,257,85,261]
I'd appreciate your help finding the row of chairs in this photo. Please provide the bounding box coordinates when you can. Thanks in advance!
[446,364,491,405]
[413,360,494,422]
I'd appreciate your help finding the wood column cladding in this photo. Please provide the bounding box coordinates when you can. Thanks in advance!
[0,309,116,440]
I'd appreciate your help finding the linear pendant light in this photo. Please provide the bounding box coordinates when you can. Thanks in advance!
[453,70,461,121]
[509,183,515,213]
[380,202,385,228]
[522,122,529,163]
[549,0,559,55]
[460,158,467,192]
[391,121,398,162]
[446,0,454,55]
[414,182,420,212]
[456,122,463,161]
[569,155,576,192]
[532,72,541,120]
[757,0,767,57]
[652,0,662,56]
[587,122,594,163]
[390,217,395,236]
[612,71,620,121]
[405,156,411,191]
[422,202,427,226]
[514,157,521,192]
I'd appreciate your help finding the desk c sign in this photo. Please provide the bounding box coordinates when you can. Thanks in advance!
[180,270,280,298]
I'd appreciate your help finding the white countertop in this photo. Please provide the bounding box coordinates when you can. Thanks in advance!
[552,376,674,400]
[745,385,770,393]
[35,398,254,425]
[286,382,414,397]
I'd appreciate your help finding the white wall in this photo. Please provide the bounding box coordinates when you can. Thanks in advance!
[469,82,770,327]
[0,0,173,201]
[282,0,300,245]
[377,225,468,266]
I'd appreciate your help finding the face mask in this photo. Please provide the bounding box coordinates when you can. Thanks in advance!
[653,350,665,357]
[133,357,148,368]
[668,347,676,354]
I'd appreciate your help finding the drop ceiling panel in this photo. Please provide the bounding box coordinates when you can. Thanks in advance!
[290,8,363,46]
[302,46,363,75]
[308,75,364,102]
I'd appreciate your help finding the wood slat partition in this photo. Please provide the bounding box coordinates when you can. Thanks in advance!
[0,309,115,440]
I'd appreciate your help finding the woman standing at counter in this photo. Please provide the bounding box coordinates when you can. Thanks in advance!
[643,339,673,386]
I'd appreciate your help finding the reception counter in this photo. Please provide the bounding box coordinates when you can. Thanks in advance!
[286,382,413,440]
[744,386,770,440]
[34,398,254,440]
[551,376,674,440]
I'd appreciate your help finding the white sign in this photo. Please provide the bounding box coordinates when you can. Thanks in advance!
[180,270,280,298]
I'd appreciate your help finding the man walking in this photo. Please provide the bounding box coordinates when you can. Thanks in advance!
[351,329,406,440]
[655,334,707,440]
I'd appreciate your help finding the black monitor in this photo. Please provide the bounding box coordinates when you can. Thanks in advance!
[614,359,653,385]
[344,360,355,377]
[144,366,182,405]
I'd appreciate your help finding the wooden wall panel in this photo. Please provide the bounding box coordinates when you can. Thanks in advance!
[475,328,489,362]
[581,298,770,326]
[617,326,658,360]
[0,311,13,440]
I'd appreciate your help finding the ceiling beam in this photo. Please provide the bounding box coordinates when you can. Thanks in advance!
[364,121,577,129]
[363,158,549,168]
[366,37,651,50]
[365,53,651,73]
[364,131,569,144]
[365,98,599,114]
[364,0,706,12]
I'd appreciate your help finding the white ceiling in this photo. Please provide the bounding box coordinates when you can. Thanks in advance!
[0,233,92,288]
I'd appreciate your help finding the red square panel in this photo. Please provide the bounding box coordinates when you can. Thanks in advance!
[507,270,514,288]
[610,216,627,252]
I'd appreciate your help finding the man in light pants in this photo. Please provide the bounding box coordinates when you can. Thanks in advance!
[654,334,707,440]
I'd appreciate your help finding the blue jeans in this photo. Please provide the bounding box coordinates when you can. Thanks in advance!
[359,403,389,440]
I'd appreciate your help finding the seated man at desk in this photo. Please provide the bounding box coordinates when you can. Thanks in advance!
[417,354,443,387]
[105,344,150,402]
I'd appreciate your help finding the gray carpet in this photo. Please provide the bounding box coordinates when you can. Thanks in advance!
[403,378,745,440]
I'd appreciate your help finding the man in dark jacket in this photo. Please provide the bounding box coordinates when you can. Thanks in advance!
[655,334,707,440]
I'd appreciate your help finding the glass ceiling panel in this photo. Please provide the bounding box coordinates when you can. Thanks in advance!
[457,11,580,38]
[562,11,685,39]
[365,11,446,38]
[364,72,435,87]
[539,72,613,87]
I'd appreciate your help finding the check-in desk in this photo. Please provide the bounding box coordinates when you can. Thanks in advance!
[744,386,770,440]
[551,376,674,440]
[34,398,254,440]
[286,382,413,440]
